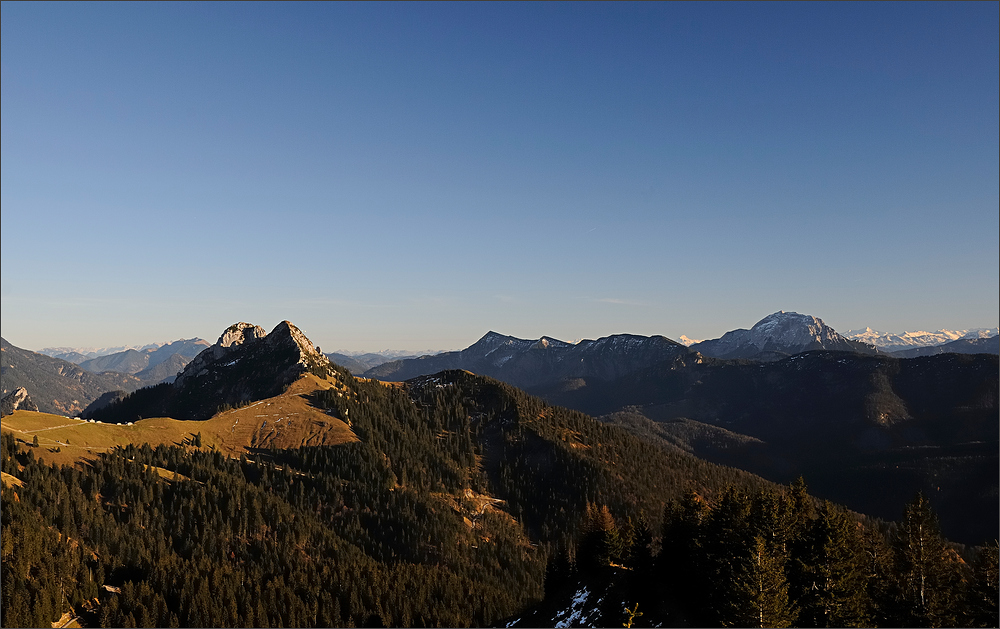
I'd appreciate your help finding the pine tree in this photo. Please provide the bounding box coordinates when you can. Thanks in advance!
[796,501,869,627]
[625,513,654,576]
[659,490,710,621]
[545,542,576,596]
[964,540,998,627]
[725,535,796,628]
[890,492,961,627]
[577,504,618,569]
[703,487,753,623]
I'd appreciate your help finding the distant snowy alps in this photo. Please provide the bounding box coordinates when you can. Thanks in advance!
[844,327,999,352]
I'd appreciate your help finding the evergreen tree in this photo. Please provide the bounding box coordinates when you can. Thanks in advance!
[625,512,654,576]
[796,501,869,627]
[964,540,998,628]
[724,535,796,628]
[544,542,576,597]
[577,504,618,569]
[890,492,961,627]
[659,491,709,622]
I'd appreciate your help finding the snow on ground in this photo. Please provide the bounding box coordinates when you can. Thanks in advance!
[553,587,592,628]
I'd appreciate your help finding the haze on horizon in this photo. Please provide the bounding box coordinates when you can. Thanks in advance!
[2,3,997,353]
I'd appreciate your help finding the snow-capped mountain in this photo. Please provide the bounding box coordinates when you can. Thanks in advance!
[690,311,876,360]
[844,327,999,352]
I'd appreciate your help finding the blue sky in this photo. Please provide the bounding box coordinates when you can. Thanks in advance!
[2,2,997,352]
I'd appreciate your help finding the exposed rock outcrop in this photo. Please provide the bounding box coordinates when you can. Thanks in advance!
[1,387,39,416]
[174,323,267,387]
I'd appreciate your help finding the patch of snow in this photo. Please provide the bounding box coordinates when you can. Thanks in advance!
[554,587,591,628]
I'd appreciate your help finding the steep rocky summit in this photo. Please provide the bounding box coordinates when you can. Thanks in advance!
[90,321,336,421]
[168,320,332,418]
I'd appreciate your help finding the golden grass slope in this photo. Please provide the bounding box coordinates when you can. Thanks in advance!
[1,373,356,466]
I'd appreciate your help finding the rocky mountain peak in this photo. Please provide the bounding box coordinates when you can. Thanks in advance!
[691,311,872,360]
[749,311,841,349]
[118,320,337,419]
[218,322,267,348]
[468,331,521,354]
[267,321,322,356]
[174,320,329,391]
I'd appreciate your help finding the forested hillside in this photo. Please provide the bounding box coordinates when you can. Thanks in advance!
[3,364,996,627]
[513,485,998,627]
[539,350,999,545]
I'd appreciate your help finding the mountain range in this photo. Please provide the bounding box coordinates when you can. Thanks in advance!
[364,330,690,387]
[1,337,143,415]
[364,311,879,386]
[324,350,437,374]
[75,338,209,378]
[3,317,997,628]
[888,335,1000,358]
[38,342,169,363]
[845,327,999,352]
[1,337,213,416]
[73,314,999,544]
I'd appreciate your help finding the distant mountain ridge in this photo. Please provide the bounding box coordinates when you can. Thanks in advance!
[38,342,167,363]
[845,326,998,352]
[324,350,439,374]
[889,335,1000,358]
[689,311,877,360]
[364,331,690,388]
[0,338,143,415]
[77,338,209,376]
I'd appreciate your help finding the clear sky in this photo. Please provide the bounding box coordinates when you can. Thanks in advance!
[2,2,997,352]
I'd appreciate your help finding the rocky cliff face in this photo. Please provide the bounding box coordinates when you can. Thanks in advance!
[1,387,39,416]
[173,323,267,387]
